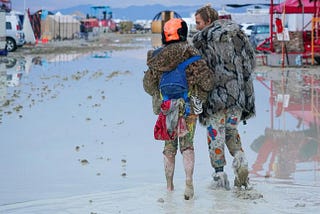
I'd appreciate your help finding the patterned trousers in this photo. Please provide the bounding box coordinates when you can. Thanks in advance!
[206,108,244,168]
[163,115,197,155]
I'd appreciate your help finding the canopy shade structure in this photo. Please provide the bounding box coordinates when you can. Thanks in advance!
[273,0,320,14]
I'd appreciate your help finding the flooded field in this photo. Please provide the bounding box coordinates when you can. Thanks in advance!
[0,34,319,213]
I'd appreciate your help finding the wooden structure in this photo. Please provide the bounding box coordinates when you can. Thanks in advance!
[151,10,181,33]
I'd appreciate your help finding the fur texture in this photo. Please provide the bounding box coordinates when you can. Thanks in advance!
[143,41,215,115]
[192,19,256,125]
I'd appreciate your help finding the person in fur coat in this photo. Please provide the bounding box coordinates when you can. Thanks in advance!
[192,5,256,189]
[143,18,214,200]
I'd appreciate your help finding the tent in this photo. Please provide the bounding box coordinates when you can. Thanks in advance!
[23,10,36,44]
[257,0,320,62]
[273,0,320,14]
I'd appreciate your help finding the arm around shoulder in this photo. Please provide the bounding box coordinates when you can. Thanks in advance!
[195,59,215,93]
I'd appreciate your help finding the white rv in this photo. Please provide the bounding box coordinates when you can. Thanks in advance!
[5,11,25,52]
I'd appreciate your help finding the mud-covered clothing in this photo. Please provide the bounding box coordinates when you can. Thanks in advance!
[143,41,215,115]
[192,19,256,125]
[154,99,189,141]
[164,115,197,155]
[192,19,256,170]
[207,108,243,168]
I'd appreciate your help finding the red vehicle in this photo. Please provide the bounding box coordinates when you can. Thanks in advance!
[80,18,99,33]
[257,0,320,65]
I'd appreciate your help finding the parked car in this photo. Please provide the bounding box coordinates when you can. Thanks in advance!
[249,24,270,51]
[133,23,144,31]
[5,12,25,52]
[240,23,255,37]
[131,23,148,33]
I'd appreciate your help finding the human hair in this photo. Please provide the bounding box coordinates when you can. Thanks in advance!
[195,4,219,24]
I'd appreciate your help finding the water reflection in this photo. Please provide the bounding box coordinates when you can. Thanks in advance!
[91,51,112,59]
[151,34,162,48]
[252,69,320,180]
[0,58,23,89]
[0,63,6,104]
[0,51,113,92]
[1,42,319,184]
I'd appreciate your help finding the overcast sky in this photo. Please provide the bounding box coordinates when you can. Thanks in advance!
[11,0,268,12]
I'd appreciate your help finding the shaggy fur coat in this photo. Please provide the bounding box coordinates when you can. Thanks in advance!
[192,19,256,126]
[143,41,214,115]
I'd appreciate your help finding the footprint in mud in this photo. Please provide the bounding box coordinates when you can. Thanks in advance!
[80,159,89,165]
[121,158,127,177]
[233,188,263,200]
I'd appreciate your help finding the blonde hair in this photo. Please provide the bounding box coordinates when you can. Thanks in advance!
[195,4,219,24]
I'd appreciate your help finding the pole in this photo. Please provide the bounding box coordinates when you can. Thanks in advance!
[270,0,274,52]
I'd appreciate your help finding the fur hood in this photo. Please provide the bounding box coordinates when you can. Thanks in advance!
[192,19,256,125]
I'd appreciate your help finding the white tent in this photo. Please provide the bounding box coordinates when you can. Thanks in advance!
[23,10,36,44]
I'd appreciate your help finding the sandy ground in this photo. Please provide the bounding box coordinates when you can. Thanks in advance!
[10,33,150,56]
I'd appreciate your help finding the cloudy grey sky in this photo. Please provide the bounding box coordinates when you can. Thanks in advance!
[12,0,268,12]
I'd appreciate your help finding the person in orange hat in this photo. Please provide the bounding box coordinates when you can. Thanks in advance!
[143,18,214,200]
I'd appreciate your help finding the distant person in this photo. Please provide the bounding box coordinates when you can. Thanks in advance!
[143,18,214,200]
[80,22,89,40]
[192,4,256,189]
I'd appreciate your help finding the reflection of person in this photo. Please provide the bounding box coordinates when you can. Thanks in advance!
[251,128,319,179]
[32,57,42,65]
[143,18,214,200]
[192,5,256,189]
[250,129,279,177]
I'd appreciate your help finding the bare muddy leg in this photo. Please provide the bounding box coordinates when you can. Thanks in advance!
[164,153,175,191]
[182,149,194,200]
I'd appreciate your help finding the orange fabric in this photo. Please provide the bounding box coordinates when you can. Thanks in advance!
[163,18,182,42]
[215,148,222,154]
[276,101,283,117]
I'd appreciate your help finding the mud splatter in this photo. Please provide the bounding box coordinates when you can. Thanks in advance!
[233,188,263,200]
[80,159,89,165]
[105,70,132,81]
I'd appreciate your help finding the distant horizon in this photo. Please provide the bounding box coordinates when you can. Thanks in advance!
[7,3,270,22]
[11,0,268,13]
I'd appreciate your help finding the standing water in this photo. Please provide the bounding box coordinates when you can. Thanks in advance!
[0,34,319,213]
